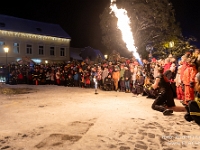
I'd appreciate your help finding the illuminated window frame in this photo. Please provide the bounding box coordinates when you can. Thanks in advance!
[13,42,20,54]
[39,45,44,55]
[50,47,55,56]
[60,47,65,56]
[26,44,32,54]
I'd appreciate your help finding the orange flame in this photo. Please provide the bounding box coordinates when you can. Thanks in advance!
[110,0,140,60]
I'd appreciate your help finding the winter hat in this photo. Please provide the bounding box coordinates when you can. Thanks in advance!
[196,72,200,81]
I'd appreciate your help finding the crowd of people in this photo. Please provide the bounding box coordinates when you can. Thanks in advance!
[4,48,200,125]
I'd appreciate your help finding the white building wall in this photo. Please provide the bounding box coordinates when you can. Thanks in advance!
[0,31,70,65]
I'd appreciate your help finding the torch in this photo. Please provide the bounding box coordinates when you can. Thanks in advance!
[93,76,98,94]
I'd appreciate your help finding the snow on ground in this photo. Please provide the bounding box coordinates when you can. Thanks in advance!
[0,84,200,150]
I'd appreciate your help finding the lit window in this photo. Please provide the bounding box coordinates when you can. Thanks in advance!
[13,43,20,53]
[26,44,32,54]
[0,41,5,45]
[39,45,44,55]
[0,41,5,53]
[50,47,55,56]
[60,48,65,56]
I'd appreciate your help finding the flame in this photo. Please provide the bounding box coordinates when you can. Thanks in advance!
[110,0,140,60]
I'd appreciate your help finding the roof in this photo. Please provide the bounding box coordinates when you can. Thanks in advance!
[0,14,71,39]
[70,48,83,60]
[81,46,104,61]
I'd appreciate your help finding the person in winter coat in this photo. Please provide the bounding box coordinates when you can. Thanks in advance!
[103,73,114,91]
[163,58,172,73]
[184,72,200,125]
[102,67,109,84]
[124,66,131,93]
[119,64,125,92]
[112,65,120,91]
[174,61,184,100]
[182,58,198,105]
[132,70,145,96]
[73,71,79,87]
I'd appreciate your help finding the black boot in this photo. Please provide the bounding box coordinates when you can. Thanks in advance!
[163,109,173,115]
[184,113,193,122]
[185,105,190,113]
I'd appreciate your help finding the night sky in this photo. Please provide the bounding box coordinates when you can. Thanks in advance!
[0,0,200,53]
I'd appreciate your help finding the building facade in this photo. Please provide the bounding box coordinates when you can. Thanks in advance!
[0,14,71,65]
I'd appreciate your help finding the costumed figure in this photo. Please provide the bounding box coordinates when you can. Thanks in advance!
[184,72,200,125]
[151,66,175,115]
[143,75,157,99]
[180,55,188,100]
[132,70,145,96]
[164,63,177,98]
[163,58,172,73]
[174,61,183,100]
[182,57,198,105]
[103,73,114,91]
[112,65,120,91]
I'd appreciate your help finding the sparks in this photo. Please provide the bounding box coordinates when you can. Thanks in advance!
[110,0,141,61]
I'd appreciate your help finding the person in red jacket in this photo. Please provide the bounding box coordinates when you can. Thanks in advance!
[182,58,198,105]
[163,58,172,73]
[179,55,188,100]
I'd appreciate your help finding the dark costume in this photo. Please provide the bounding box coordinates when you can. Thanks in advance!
[151,74,175,115]
[9,71,17,85]
[32,69,40,85]
[103,74,114,91]
[132,75,145,95]
[184,91,200,125]
[164,70,177,98]
[124,68,131,92]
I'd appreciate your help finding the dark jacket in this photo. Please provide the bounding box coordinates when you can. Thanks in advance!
[124,69,131,81]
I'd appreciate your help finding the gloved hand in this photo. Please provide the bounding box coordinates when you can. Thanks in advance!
[190,82,195,88]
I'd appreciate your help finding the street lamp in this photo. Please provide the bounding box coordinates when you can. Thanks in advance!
[104,55,108,60]
[169,41,174,54]
[45,60,48,68]
[4,46,9,84]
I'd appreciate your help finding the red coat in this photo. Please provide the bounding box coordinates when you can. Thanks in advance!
[183,65,197,85]
[163,62,172,73]
[180,62,187,81]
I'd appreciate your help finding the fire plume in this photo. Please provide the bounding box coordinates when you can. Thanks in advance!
[110,0,140,60]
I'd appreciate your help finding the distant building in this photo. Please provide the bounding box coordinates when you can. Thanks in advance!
[0,14,71,65]
[70,47,83,61]
[80,46,104,61]
[70,46,105,63]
